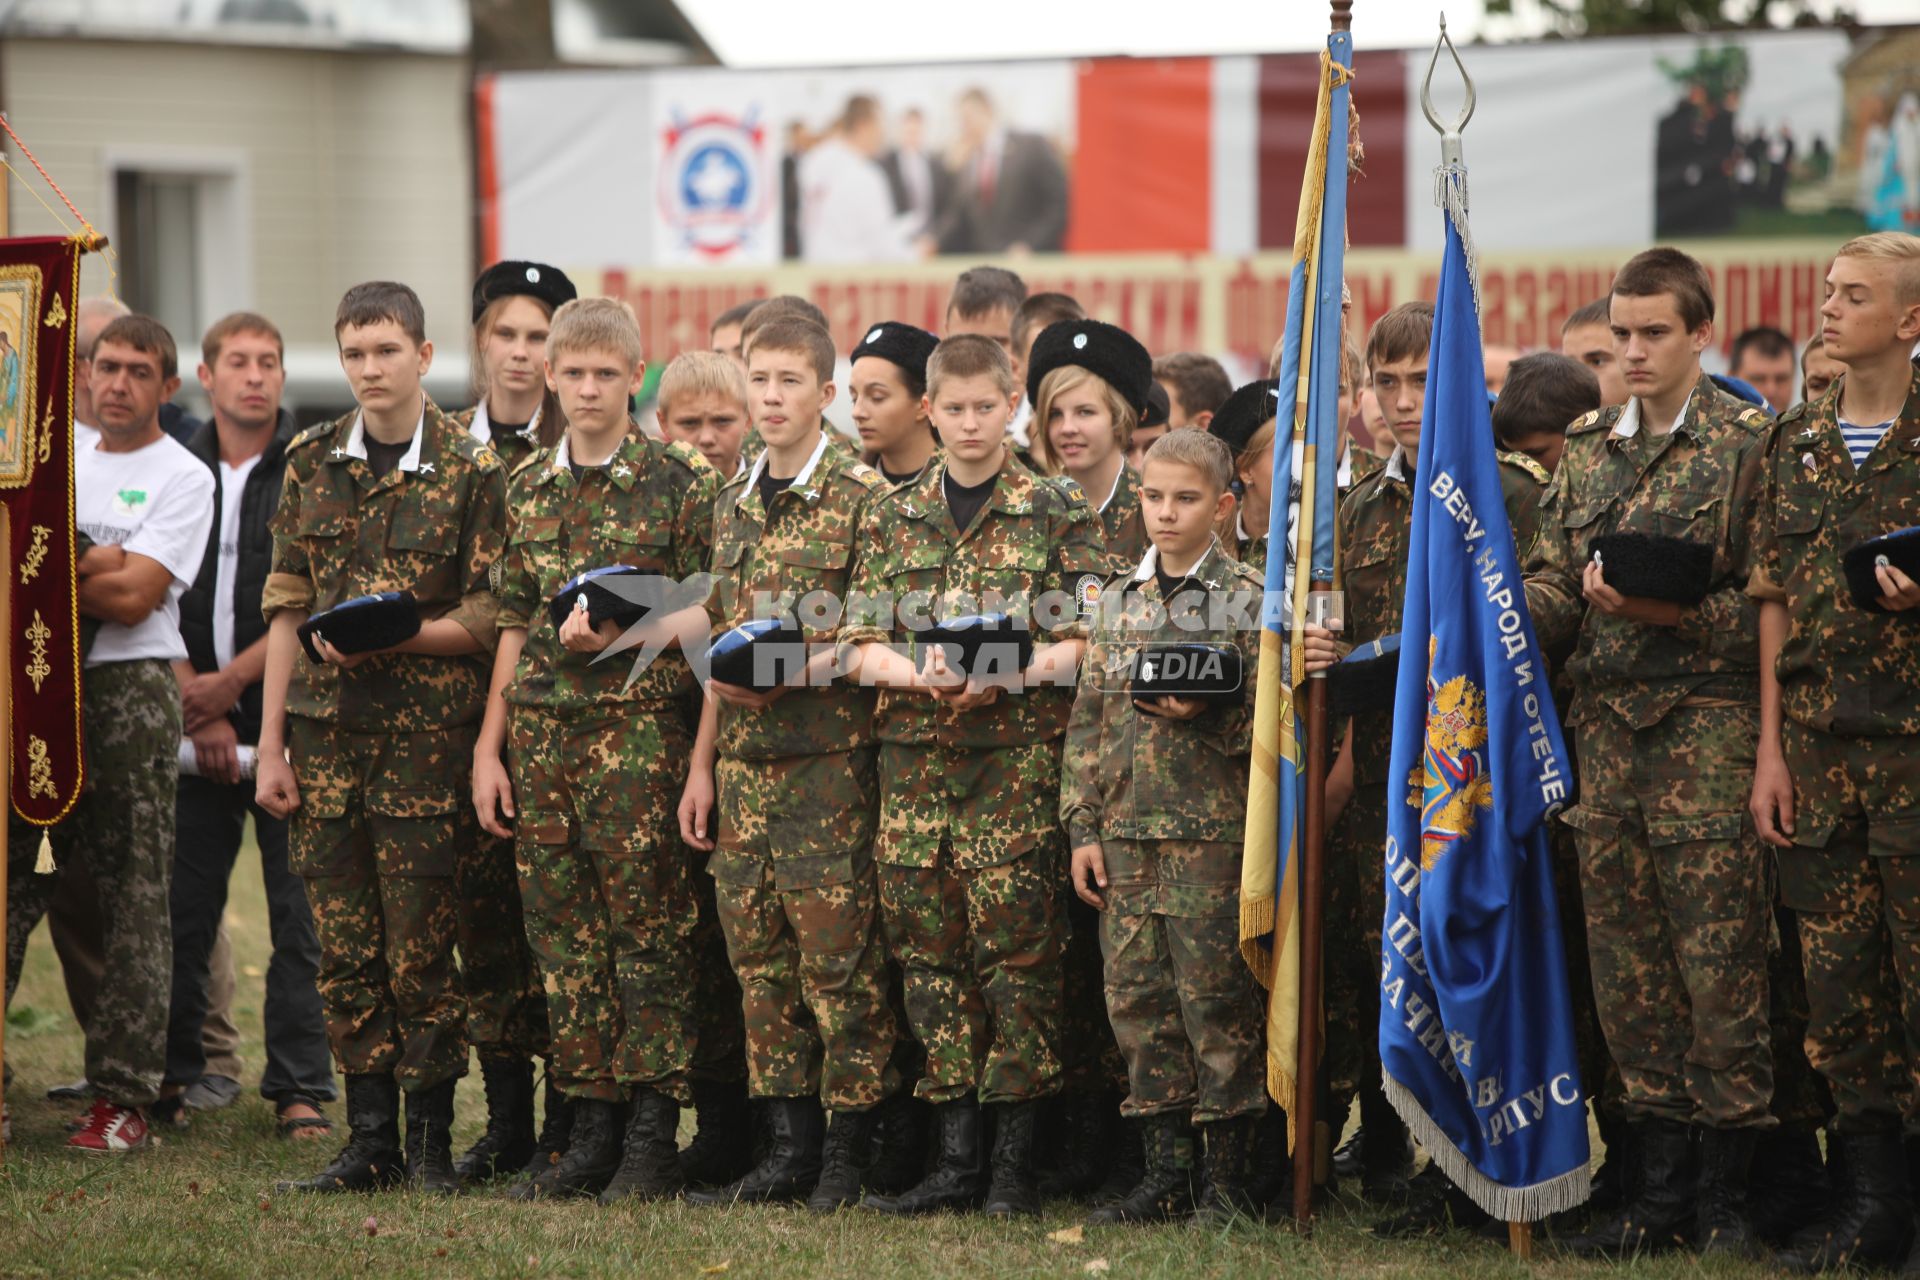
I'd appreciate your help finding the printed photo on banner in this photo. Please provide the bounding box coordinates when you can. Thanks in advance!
[1839,27,1920,235]
[0,266,42,488]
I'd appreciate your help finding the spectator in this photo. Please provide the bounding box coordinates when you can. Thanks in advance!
[935,88,1068,255]
[1800,332,1844,403]
[800,95,921,264]
[1730,325,1797,414]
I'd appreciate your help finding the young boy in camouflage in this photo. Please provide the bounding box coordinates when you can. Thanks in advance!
[1749,231,1920,1272]
[678,316,900,1212]
[1543,248,1774,1258]
[257,282,506,1193]
[472,298,719,1203]
[1062,428,1265,1225]
[843,333,1108,1217]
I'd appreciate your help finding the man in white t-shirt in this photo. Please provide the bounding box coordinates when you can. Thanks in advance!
[4,314,214,1153]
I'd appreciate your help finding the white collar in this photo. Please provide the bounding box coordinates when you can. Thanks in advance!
[744,428,831,495]
[345,399,427,472]
[1132,544,1160,581]
[1612,388,1693,440]
[1384,444,1409,482]
[469,398,541,446]
[1289,435,1356,487]
[1234,511,1250,543]
[1093,462,1125,514]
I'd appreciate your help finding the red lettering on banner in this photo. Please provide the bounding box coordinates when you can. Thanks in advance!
[1791,261,1822,347]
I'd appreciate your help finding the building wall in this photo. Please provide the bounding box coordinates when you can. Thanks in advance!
[0,36,475,406]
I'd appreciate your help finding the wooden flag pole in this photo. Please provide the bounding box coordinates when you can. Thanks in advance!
[1291,653,1331,1224]
[1,511,11,1164]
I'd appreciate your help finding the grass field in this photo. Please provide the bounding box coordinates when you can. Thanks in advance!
[2,843,1783,1279]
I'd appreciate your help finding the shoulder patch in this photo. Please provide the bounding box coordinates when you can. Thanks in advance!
[1052,476,1090,509]
[1566,409,1607,436]
[472,445,501,473]
[1497,449,1553,487]
[663,439,712,473]
[450,406,477,430]
[1737,407,1772,432]
[287,422,333,454]
[846,461,887,494]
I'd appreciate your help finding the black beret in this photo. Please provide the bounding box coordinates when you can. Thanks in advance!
[299,591,420,664]
[707,618,808,691]
[1208,380,1282,457]
[547,566,656,632]
[912,613,1035,685]
[1025,320,1153,418]
[472,260,578,323]
[852,321,940,388]
[1131,643,1243,708]
[1329,632,1402,717]
[1143,381,1171,429]
[1843,527,1920,613]
[1589,533,1714,606]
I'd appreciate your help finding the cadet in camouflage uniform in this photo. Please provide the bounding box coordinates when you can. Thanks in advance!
[844,333,1109,1218]
[475,298,718,1204]
[681,319,899,1212]
[1748,233,1920,1272]
[1063,429,1267,1226]
[1325,305,1581,1212]
[1543,251,1774,1258]
[441,259,573,1182]
[257,284,504,1194]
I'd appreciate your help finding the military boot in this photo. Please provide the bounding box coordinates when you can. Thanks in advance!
[1751,1123,1828,1246]
[1358,1086,1413,1204]
[1195,1115,1259,1222]
[679,1076,755,1189]
[404,1078,460,1195]
[524,1071,573,1176]
[1036,1091,1114,1198]
[983,1101,1041,1218]
[508,1097,621,1201]
[1779,1131,1914,1273]
[688,1096,824,1205]
[864,1091,930,1194]
[455,1056,536,1185]
[1091,1115,1146,1206]
[1695,1126,1760,1256]
[1086,1114,1198,1225]
[1559,1119,1697,1257]
[600,1089,683,1204]
[861,1096,985,1215]
[808,1108,879,1213]
[276,1074,405,1193]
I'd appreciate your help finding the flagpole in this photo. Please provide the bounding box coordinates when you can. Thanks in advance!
[0,511,9,1165]
[1286,0,1353,1228]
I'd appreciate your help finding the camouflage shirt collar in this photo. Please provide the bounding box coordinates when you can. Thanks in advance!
[900,448,1032,520]
[1612,376,1705,444]
[1095,459,1132,515]
[1384,443,1410,485]
[1130,536,1231,591]
[341,395,428,472]
[467,398,542,447]
[542,426,647,490]
[742,428,834,500]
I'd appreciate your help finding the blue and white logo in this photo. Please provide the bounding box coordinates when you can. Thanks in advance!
[659,108,769,260]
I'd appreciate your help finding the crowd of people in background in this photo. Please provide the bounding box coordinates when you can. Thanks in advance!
[5,229,1920,1271]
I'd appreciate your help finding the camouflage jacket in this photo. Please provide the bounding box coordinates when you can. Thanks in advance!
[1228,438,1385,575]
[1060,538,1263,847]
[707,432,885,761]
[1750,366,1920,737]
[1338,444,1577,785]
[1542,373,1770,730]
[262,397,505,732]
[495,428,717,713]
[1096,462,1148,573]
[450,401,546,476]
[842,449,1110,751]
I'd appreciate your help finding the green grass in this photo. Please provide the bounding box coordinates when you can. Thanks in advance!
[2,842,1781,1278]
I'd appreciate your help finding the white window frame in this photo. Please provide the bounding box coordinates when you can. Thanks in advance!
[99,145,253,337]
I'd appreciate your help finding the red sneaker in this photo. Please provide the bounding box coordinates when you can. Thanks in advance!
[67,1099,150,1153]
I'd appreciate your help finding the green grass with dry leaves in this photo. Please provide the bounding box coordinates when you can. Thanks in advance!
[1,842,1786,1279]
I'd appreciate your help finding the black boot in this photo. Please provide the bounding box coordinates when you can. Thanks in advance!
[983,1101,1041,1218]
[1751,1123,1829,1246]
[1373,1163,1491,1238]
[861,1096,984,1215]
[1332,1124,1364,1181]
[1091,1116,1147,1207]
[1779,1131,1914,1272]
[455,1056,536,1185]
[405,1078,460,1195]
[864,1092,930,1195]
[600,1089,683,1204]
[1195,1116,1258,1222]
[1695,1126,1760,1256]
[1559,1119,1697,1257]
[808,1109,878,1213]
[1036,1091,1114,1198]
[1587,1108,1637,1214]
[1244,1105,1290,1213]
[687,1096,824,1205]
[276,1073,405,1193]
[1358,1087,1413,1205]
[524,1071,573,1176]
[1086,1114,1198,1225]
[508,1097,622,1201]
[679,1077,754,1189]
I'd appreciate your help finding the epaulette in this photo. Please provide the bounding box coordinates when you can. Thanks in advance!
[663,439,711,474]
[1051,475,1090,509]
[1736,406,1772,433]
[509,449,547,481]
[846,460,887,494]
[471,444,502,473]
[287,421,333,454]
[1497,449,1553,487]
[1566,409,1609,436]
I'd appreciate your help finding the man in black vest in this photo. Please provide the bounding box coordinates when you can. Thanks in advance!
[163,312,335,1136]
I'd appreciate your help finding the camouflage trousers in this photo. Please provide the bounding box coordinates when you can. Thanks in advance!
[1058,890,1127,1095]
[1767,900,1835,1127]
[456,830,548,1061]
[711,749,897,1110]
[877,842,1064,1106]
[1099,839,1264,1123]
[688,846,748,1085]
[1565,703,1773,1129]
[1324,780,1388,1120]
[509,706,693,1105]
[4,659,179,1108]
[1550,815,1624,1122]
[1775,721,1920,1135]
[287,716,470,1092]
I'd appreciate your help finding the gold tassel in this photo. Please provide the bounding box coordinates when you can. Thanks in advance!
[34,835,55,875]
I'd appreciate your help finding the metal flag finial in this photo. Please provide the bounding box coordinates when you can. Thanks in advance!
[1420,13,1476,172]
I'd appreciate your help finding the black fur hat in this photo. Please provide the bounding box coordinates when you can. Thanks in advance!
[1589,533,1714,606]
[298,591,419,663]
[472,260,578,323]
[1025,320,1153,418]
[1208,380,1282,457]
[1843,527,1920,613]
[852,321,940,388]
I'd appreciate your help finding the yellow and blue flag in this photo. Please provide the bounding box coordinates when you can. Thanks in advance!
[1238,29,1352,1137]
[1377,171,1590,1218]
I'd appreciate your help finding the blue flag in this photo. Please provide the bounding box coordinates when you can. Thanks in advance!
[1377,176,1592,1219]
